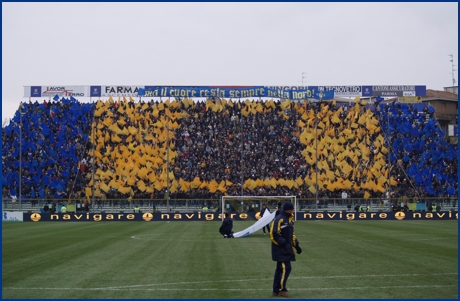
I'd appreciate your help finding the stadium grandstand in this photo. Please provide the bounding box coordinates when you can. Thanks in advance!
[2,90,458,213]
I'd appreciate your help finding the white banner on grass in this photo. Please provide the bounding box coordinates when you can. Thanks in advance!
[233,210,276,238]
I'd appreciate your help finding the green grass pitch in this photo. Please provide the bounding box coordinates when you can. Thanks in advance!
[2,220,457,299]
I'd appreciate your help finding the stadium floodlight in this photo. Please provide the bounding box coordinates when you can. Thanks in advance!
[221,195,297,221]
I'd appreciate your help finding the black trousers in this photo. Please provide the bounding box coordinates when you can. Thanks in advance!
[262,224,270,233]
[273,261,292,293]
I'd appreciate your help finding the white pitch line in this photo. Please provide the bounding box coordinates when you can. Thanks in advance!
[100,272,459,290]
[4,285,456,291]
[3,272,457,291]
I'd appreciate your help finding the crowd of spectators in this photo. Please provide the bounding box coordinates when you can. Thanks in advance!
[2,97,93,203]
[2,96,457,204]
[374,102,458,199]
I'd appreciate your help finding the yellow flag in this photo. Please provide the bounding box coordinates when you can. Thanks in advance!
[85,187,92,197]
[100,182,110,193]
[295,177,303,186]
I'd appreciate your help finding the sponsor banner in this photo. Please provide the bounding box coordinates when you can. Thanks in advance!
[372,85,426,97]
[300,211,458,220]
[311,86,363,97]
[2,211,24,222]
[401,96,422,103]
[362,86,373,97]
[90,86,102,97]
[30,86,42,97]
[23,211,457,222]
[24,212,256,222]
[306,85,426,98]
[101,86,143,97]
[24,86,89,97]
[24,85,426,98]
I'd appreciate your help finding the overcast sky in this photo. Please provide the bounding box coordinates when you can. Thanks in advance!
[2,2,458,122]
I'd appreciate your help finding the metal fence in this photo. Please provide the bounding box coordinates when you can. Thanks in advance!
[2,197,457,214]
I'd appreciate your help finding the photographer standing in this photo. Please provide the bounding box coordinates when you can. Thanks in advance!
[270,201,301,298]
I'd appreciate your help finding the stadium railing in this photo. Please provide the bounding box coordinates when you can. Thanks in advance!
[2,197,457,214]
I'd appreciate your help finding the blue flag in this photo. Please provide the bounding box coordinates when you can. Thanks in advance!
[53,94,59,101]
[138,88,145,96]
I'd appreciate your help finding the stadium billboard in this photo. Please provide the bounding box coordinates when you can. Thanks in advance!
[23,211,457,222]
[2,212,23,222]
[100,86,144,97]
[308,85,426,97]
[24,86,89,97]
[371,85,426,97]
[24,85,427,98]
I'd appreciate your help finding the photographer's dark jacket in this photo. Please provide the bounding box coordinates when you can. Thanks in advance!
[270,210,298,262]
[219,217,233,234]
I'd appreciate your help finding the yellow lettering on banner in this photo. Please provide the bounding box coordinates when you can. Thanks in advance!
[327,213,336,218]
[191,90,196,97]
[206,214,213,221]
[370,213,376,218]
[359,213,366,219]
[379,213,387,219]
[127,214,135,220]
[51,214,59,220]
[240,213,248,219]
[304,213,312,219]
[316,213,324,219]
[413,213,422,219]
[198,212,201,219]
[185,214,194,219]
[426,213,433,219]
[174,214,182,220]
[107,214,114,220]
[118,214,124,219]
[230,213,237,219]
[437,213,445,218]
[75,214,83,220]
[94,214,102,221]
[161,214,170,219]
[217,213,223,219]
[346,213,355,220]
[63,214,71,220]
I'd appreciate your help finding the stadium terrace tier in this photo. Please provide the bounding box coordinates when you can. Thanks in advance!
[2,97,457,203]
